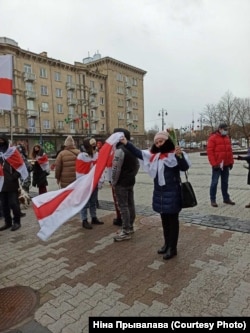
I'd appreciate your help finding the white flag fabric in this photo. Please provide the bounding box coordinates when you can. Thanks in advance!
[0,55,13,111]
[32,132,123,241]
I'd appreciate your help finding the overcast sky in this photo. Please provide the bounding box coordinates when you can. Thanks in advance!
[1,0,250,130]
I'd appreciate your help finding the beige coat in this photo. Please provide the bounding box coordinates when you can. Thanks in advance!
[55,146,80,188]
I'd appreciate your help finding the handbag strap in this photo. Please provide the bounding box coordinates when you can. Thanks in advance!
[180,171,188,183]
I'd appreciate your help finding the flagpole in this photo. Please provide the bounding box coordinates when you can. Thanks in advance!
[9,111,13,143]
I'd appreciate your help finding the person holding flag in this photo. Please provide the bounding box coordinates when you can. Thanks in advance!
[0,134,29,231]
[30,144,49,195]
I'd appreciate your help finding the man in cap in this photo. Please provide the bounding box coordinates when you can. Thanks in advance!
[207,123,235,207]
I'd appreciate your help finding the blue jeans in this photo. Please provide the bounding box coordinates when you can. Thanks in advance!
[80,188,98,221]
[210,167,230,202]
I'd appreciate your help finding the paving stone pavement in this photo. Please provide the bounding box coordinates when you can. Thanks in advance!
[0,152,249,333]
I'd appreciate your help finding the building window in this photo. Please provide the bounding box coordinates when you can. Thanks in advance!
[116,73,123,81]
[25,82,33,91]
[41,102,49,112]
[101,123,105,131]
[67,75,72,83]
[24,64,32,73]
[40,68,47,78]
[57,121,64,129]
[41,85,48,95]
[27,100,34,110]
[43,120,50,130]
[100,97,104,105]
[100,110,105,118]
[54,72,61,81]
[90,80,95,88]
[56,88,63,98]
[57,104,63,113]
[100,83,104,91]
[132,78,137,86]
[117,86,124,94]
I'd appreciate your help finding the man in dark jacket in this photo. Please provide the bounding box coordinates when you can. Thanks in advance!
[207,123,235,207]
[111,128,140,241]
[0,134,28,231]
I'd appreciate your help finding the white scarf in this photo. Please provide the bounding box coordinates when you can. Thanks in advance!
[141,150,190,186]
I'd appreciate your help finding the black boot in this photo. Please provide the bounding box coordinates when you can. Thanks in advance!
[163,218,179,260]
[157,244,168,254]
[82,220,92,229]
[163,248,177,260]
[113,218,122,226]
[157,217,169,254]
[0,223,12,231]
[91,217,104,225]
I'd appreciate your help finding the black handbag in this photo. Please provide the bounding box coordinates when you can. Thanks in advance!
[181,172,197,208]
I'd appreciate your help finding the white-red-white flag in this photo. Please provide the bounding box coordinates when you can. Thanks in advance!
[0,146,29,191]
[32,132,123,241]
[0,55,13,111]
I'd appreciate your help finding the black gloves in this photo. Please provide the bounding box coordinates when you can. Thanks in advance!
[237,155,243,160]
[212,165,220,170]
[229,164,233,170]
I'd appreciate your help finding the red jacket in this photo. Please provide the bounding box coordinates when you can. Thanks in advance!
[207,132,234,167]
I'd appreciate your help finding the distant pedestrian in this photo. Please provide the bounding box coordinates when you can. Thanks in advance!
[31,144,49,195]
[76,138,104,229]
[55,136,79,188]
[237,153,250,207]
[0,134,29,231]
[120,129,190,260]
[112,128,140,241]
[207,123,235,207]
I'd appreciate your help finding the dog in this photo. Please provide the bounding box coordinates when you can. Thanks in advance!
[18,187,31,209]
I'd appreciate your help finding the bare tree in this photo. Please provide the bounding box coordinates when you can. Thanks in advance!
[202,104,218,132]
[234,97,250,145]
[217,90,238,130]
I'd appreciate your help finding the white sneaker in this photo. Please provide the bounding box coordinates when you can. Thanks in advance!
[114,230,131,242]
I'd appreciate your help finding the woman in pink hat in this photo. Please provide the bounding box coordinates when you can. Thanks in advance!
[120,130,190,260]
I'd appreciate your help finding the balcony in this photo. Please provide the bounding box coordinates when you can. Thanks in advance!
[125,82,131,88]
[89,87,98,95]
[66,82,76,90]
[91,117,99,123]
[23,72,36,81]
[126,106,132,113]
[89,102,98,109]
[126,94,132,101]
[25,90,37,99]
[67,98,78,106]
[27,127,36,133]
[27,110,39,118]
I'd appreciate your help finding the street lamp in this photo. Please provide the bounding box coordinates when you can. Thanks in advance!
[158,108,168,131]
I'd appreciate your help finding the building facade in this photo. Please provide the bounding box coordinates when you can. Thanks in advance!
[0,37,147,156]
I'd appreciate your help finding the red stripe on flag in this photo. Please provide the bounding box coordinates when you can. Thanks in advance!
[0,78,12,95]
[92,143,112,190]
[6,150,24,170]
[33,189,73,220]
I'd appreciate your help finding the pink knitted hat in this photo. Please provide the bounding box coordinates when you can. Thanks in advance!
[154,131,169,143]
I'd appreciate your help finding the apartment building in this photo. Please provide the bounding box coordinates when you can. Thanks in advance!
[0,37,147,156]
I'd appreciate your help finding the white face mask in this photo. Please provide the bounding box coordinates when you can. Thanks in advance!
[221,129,228,136]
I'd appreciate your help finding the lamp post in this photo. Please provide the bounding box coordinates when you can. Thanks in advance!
[158,108,168,131]
[38,105,43,146]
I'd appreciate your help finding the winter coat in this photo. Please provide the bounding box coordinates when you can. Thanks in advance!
[111,143,140,187]
[55,147,80,188]
[238,154,250,185]
[207,131,234,167]
[32,161,48,188]
[124,142,190,214]
[0,159,20,192]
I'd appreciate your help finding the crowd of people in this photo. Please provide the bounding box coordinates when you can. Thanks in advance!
[0,124,248,260]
